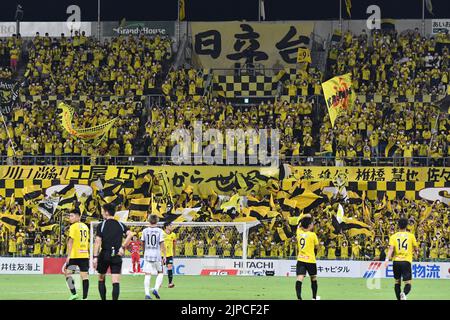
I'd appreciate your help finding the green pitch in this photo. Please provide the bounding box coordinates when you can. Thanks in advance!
[0,275,448,300]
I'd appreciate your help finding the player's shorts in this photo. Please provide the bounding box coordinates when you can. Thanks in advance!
[296,261,317,276]
[165,256,174,266]
[393,261,412,281]
[97,251,123,275]
[143,260,163,274]
[131,254,140,262]
[68,258,89,272]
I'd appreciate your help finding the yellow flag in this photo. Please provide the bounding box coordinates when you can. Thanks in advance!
[58,102,117,145]
[345,0,352,17]
[321,73,355,127]
[297,47,312,63]
[179,0,186,21]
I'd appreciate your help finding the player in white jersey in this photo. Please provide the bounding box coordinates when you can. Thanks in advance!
[141,214,166,300]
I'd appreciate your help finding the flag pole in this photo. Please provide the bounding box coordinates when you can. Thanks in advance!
[0,108,17,156]
[177,0,180,47]
[422,0,425,36]
[258,0,261,22]
[339,0,343,35]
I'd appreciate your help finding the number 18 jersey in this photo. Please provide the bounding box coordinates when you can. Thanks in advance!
[296,229,319,263]
[389,231,418,263]
[141,227,164,262]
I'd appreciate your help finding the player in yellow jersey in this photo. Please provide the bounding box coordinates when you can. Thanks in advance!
[385,218,419,301]
[163,222,177,288]
[64,208,90,300]
[295,217,320,300]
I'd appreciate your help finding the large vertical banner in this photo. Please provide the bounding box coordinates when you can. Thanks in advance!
[191,22,314,69]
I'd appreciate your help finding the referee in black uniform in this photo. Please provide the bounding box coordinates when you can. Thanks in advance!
[93,203,134,300]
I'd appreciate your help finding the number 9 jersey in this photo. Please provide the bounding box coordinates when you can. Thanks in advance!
[389,232,418,263]
[296,229,319,263]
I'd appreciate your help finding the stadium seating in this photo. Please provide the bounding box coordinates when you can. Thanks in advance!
[0,30,449,261]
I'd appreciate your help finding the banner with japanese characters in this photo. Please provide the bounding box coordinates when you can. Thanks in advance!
[191,22,314,69]
[431,19,450,34]
[0,165,449,205]
[0,258,44,275]
[291,166,449,183]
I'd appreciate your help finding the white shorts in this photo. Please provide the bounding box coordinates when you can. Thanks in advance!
[143,260,163,274]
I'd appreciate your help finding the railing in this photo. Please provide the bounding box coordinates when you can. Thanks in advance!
[211,67,283,77]
[0,155,448,167]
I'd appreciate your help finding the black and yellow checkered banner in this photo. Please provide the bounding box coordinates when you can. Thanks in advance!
[0,166,449,204]
[213,75,278,98]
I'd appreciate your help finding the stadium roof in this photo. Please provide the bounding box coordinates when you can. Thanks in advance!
[1,0,449,22]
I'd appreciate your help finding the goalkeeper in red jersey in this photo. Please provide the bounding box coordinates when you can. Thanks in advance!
[128,235,142,274]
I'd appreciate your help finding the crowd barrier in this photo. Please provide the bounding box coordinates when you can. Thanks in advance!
[0,257,448,279]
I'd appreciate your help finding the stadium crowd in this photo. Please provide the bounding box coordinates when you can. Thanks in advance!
[1,30,448,165]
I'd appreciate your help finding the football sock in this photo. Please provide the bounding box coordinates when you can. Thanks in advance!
[66,276,76,295]
[394,283,401,300]
[311,280,318,299]
[168,269,173,284]
[82,279,89,299]
[112,283,120,300]
[132,263,136,273]
[295,281,303,300]
[155,273,164,291]
[144,275,151,296]
[98,280,106,300]
[404,284,411,295]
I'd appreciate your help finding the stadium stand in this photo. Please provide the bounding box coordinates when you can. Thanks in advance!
[0,28,448,262]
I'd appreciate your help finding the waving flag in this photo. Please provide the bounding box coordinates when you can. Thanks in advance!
[322,73,355,127]
[58,102,117,146]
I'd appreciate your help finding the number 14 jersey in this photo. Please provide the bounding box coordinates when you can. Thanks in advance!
[389,231,418,263]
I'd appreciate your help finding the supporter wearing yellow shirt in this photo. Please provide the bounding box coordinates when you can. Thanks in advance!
[327,244,336,259]
[340,242,349,259]
[208,240,217,256]
[234,242,243,257]
[223,241,232,257]
[124,141,133,156]
[247,241,256,258]
[8,236,17,256]
[33,238,42,256]
[351,241,361,260]
[184,239,194,256]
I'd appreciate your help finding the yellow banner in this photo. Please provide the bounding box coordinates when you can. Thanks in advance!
[291,166,450,183]
[191,22,314,68]
[0,166,68,180]
[321,73,355,127]
[297,47,311,63]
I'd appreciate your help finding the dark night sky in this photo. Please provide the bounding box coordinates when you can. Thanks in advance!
[1,0,449,21]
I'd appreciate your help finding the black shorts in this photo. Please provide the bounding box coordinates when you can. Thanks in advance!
[97,251,123,275]
[393,261,412,281]
[296,261,317,276]
[68,258,89,272]
[166,256,174,266]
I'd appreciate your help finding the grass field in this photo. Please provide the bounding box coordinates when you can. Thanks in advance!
[0,275,448,300]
